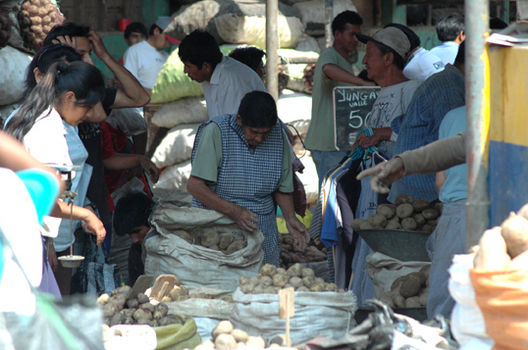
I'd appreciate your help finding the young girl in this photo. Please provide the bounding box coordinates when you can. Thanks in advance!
[5,58,106,296]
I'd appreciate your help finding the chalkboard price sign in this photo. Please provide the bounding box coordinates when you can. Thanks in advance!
[333,86,380,151]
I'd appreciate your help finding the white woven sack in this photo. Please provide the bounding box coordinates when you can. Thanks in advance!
[153,160,192,192]
[151,97,208,128]
[293,0,357,27]
[230,288,357,344]
[0,46,32,105]
[145,205,264,292]
[448,254,493,349]
[151,123,200,168]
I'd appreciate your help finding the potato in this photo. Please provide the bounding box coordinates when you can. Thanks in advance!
[297,286,310,292]
[253,285,267,294]
[158,315,182,326]
[359,221,373,230]
[218,234,235,250]
[401,217,417,231]
[200,229,220,248]
[109,313,121,326]
[153,303,168,319]
[225,240,246,254]
[377,204,396,219]
[418,288,428,306]
[232,329,249,343]
[133,308,152,321]
[434,202,443,213]
[396,203,414,219]
[174,230,193,244]
[419,265,430,276]
[422,208,440,220]
[103,303,117,318]
[310,283,325,292]
[325,283,338,292]
[405,296,421,308]
[368,213,387,228]
[393,294,406,308]
[272,274,288,287]
[240,276,249,285]
[212,320,234,338]
[510,250,528,269]
[474,226,511,270]
[501,212,528,258]
[427,218,439,226]
[301,268,315,278]
[289,276,303,289]
[137,293,150,304]
[385,220,401,230]
[246,336,266,348]
[421,224,434,233]
[413,213,426,226]
[260,263,277,277]
[112,285,132,297]
[260,275,273,287]
[139,302,155,312]
[195,340,215,350]
[287,263,302,277]
[394,194,413,205]
[412,198,429,212]
[400,274,423,298]
[351,218,365,231]
[240,284,254,294]
[276,268,287,275]
[302,276,315,288]
[215,333,237,350]
[97,293,110,306]
[126,298,139,309]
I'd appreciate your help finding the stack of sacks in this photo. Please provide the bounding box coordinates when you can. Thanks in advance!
[151,99,209,194]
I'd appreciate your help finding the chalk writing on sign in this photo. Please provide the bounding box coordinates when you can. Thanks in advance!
[333,86,380,151]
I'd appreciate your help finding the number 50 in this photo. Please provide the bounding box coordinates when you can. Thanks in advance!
[348,109,363,129]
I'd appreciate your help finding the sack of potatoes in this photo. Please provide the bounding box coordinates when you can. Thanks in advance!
[351,194,443,233]
[379,266,430,309]
[172,227,248,255]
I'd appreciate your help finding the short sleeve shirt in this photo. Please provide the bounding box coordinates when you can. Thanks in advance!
[305,47,356,151]
[123,41,169,89]
[191,123,293,193]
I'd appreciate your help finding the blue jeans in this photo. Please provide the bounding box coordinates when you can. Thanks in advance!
[311,150,347,191]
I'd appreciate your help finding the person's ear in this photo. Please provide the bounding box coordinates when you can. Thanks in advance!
[202,62,212,73]
[33,67,42,83]
[61,91,76,106]
[384,52,394,66]
[236,114,243,127]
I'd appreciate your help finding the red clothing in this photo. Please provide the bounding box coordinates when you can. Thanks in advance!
[101,121,150,211]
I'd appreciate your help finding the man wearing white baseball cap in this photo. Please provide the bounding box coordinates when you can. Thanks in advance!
[123,16,177,92]
[353,26,421,158]
[347,26,421,305]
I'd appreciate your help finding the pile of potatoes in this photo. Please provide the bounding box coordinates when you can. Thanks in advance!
[474,203,528,270]
[351,194,442,233]
[18,0,64,51]
[279,234,326,267]
[381,266,430,309]
[97,286,180,327]
[239,263,342,294]
[173,228,247,255]
[194,321,274,350]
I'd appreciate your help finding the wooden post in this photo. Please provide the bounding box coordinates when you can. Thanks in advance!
[279,287,295,347]
[266,0,279,100]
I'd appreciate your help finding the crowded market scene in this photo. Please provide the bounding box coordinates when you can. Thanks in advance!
[0,0,527,348]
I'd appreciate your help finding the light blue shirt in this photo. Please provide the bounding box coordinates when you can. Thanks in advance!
[438,106,467,203]
[429,41,459,65]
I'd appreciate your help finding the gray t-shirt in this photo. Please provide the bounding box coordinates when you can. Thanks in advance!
[365,79,421,156]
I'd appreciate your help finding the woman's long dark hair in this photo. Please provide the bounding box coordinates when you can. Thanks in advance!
[5,61,105,141]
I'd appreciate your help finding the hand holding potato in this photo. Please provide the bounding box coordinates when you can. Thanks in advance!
[284,215,309,252]
[356,157,405,194]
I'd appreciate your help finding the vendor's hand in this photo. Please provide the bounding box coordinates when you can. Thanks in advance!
[356,157,405,194]
[52,35,94,65]
[81,209,106,245]
[233,206,259,232]
[88,30,109,59]
[358,134,381,148]
[47,240,59,271]
[285,215,309,252]
[140,157,160,183]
